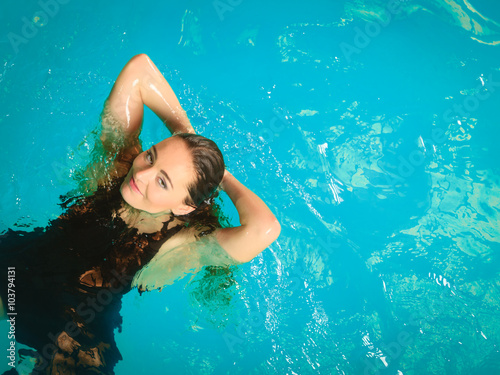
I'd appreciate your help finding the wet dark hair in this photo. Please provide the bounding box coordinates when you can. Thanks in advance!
[174,133,225,208]
[173,133,226,234]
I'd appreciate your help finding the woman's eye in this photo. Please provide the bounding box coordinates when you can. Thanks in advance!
[158,178,167,189]
[146,151,153,164]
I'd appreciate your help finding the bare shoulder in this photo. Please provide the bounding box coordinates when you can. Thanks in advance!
[210,222,281,264]
[159,223,280,264]
[157,224,244,264]
[131,223,240,292]
[157,224,209,254]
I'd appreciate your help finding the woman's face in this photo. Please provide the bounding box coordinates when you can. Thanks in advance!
[120,136,197,215]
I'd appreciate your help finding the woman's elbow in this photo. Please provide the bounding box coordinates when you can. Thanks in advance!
[258,217,281,247]
[268,218,281,242]
[236,219,281,264]
[123,54,152,75]
[130,53,150,64]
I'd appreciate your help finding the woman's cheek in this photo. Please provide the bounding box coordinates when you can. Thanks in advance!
[147,188,160,207]
[154,190,172,211]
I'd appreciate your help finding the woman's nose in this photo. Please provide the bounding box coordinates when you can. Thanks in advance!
[135,165,155,184]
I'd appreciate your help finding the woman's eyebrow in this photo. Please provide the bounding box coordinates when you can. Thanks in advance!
[160,169,173,189]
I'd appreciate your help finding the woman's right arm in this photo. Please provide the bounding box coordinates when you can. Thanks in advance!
[91,54,194,182]
[102,53,195,140]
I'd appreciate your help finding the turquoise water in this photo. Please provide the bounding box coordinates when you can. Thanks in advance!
[1,0,500,374]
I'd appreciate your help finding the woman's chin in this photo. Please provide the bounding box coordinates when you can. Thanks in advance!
[119,183,137,208]
[119,183,171,216]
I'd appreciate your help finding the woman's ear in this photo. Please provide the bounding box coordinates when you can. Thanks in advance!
[171,203,196,216]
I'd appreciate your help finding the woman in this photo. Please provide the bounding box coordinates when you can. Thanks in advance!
[99,53,280,263]
[0,54,280,374]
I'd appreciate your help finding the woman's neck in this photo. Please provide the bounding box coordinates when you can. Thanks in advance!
[116,202,175,234]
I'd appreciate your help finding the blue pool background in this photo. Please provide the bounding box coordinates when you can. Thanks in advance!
[1,0,500,374]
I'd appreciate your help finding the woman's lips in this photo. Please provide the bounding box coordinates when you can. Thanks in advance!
[129,176,143,196]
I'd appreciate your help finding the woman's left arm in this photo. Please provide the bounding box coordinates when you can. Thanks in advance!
[213,170,281,263]
[130,171,280,291]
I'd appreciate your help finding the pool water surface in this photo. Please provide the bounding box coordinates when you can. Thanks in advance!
[1,0,500,374]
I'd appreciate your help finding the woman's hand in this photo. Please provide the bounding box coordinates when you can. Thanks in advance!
[220,169,232,191]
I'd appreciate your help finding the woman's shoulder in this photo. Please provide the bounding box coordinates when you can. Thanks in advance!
[131,224,241,292]
[157,224,207,254]
[158,224,242,263]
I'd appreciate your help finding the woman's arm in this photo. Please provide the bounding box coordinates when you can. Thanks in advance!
[102,53,194,143]
[88,54,194,183]
[213,170,281,263]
